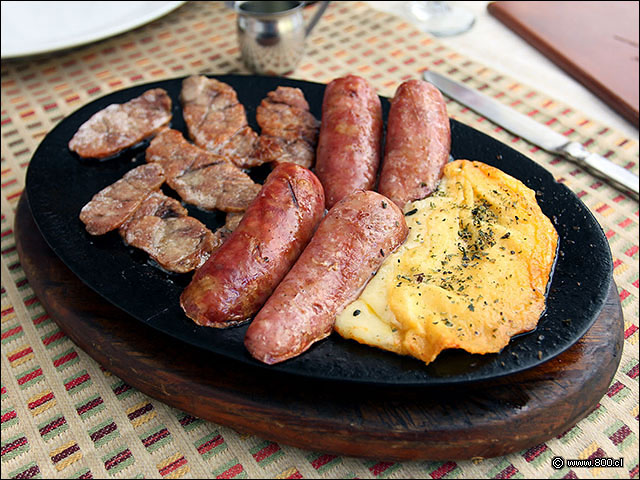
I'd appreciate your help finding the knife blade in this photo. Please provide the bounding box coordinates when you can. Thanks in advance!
[423,70,639,196]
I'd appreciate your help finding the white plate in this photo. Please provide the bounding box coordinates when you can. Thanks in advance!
[1,1,186,59]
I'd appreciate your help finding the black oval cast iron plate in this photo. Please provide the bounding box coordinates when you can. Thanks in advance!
[25,75,613,386]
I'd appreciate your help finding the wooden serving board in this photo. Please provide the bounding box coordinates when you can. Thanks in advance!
[488,1,639,127]
[14,193,624,461]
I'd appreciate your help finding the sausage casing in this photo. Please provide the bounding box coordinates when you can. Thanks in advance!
[378,79,451,208]
[180,163,325,327]
[315,75,383,209]
[244,190,408,364]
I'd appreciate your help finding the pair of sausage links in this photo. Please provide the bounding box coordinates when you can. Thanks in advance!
[245,190,409,364]
[180,163,325,327]
[378,79,451,209]
[315,75,383,209]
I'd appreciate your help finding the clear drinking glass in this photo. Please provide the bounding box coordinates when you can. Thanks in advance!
[404,1,475,37]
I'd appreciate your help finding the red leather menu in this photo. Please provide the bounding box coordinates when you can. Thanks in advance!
[488,1,639,127]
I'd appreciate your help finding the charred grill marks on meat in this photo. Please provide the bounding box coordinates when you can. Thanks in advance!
[181,75,263,168]
[69,88,172,159]
[146,129,261,213]
[255,86,320,169]
[79,163,166,236]
[120,192,222,274]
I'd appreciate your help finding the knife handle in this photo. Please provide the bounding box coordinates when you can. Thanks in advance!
[559,142,639,197]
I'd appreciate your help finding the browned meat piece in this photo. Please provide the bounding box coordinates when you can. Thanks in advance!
[180,76,263,168]
[181,75,245,151]
[258,87,316,137]
[254,136,316,170]
[69,89,172,159]
[213,213,245,245]
[147,129,221,178]
[79,163,166,235]
[120,192,221,274]
[146,129,261,213]
[119,191,187,234]
[215,126,262,168]
[125,216,217,273]
[255,86,320,168]
[224,212,244,232]
[171,163,261,213]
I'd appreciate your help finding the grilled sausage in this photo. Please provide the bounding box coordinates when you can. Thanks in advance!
[378,79,451,208]
[315,75,383,209]
[244,190,408,364]
[180,163,325,328]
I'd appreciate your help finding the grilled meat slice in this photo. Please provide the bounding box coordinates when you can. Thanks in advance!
[215,126,262,168]
[146,129,221,178]
[170,162,261,213]
[125,215,217,273]
[181,75,245,151]
[181,75,263,168]
[255,86,320,168]
[79,163,166,235]
[119,191,188,233]
[254,135,316,169]
[120,192,221,274]
[146,129,260,213]
[257,86,318,142]
[69,89,172,159]
[223,212,244,232]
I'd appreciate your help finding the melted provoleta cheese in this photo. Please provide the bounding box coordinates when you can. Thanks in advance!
[335,160,558,365]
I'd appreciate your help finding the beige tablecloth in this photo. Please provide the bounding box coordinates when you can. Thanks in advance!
[1,2,638,478]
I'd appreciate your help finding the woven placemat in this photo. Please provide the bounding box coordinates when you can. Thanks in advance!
[1,2,637,478]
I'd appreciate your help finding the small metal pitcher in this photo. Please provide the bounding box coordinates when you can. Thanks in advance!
[228,1,330,75]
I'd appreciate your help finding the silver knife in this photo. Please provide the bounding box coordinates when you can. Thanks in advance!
[423,70,639,196]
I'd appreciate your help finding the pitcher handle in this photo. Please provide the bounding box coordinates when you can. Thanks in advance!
[305,1,330,37]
